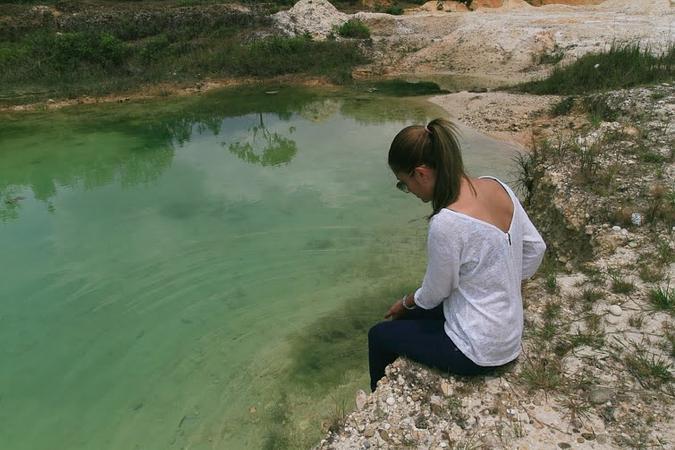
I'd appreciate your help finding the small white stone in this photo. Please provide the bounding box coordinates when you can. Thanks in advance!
[386,396,395,406]
[612,226,621,231]
[605,315,621,325]
[608,305,622,316]
[440,379,452,397]
[355,389,368,411]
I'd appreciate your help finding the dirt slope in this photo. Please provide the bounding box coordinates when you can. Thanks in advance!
[354,0,674,83]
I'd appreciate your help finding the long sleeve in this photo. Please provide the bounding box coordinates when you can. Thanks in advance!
[520,207,546,280]
[413,215,462,309]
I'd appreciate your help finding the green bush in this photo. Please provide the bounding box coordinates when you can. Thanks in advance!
[48,32,128,69]
[337,19,370,39]
[140,34,171,61]
[232,35,367,79]
[371,79,444,96]
[384,6,404,15]
[516,42,675,95]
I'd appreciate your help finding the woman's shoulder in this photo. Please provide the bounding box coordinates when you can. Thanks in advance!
[429,209,473,236]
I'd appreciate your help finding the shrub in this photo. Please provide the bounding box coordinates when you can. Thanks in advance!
[337,19,371,39]
[232,35,367,79]
[49,32,129,69]
[139,34,171,62]
[371,79,443,96]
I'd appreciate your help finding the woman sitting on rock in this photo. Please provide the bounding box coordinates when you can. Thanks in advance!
[368,118,546,392]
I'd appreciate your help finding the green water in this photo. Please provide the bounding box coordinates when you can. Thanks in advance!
[0,87,522,449]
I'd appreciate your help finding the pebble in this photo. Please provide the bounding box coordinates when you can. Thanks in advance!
[597,434,608,444]
[440,379,452,397]
[612,225,621,231]
[608,305,623,316]
[557,443,571,449]
[605,314,621,325]
[356,390,368,411]
[581,432,595,440]
[386,396,396,406]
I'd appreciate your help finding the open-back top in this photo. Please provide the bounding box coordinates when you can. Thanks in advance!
[412,177,546,366]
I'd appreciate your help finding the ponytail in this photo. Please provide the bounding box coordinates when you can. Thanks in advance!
[388,118,475,217]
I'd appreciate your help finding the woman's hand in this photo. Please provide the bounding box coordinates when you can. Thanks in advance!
[385,296,408,320]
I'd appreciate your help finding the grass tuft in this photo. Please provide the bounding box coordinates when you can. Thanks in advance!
[520,356,563,391]
[648,285,674,313]
[624,351,674,389]
[515,42,675,95]
[608,270,635,295]
[550,96,575,116]
[578,288,604,311]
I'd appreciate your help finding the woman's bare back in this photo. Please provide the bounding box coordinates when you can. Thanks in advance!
[447,177,514,233]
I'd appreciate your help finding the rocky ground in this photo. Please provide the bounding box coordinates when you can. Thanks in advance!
[274,0,674,84]
[317,83,675,449]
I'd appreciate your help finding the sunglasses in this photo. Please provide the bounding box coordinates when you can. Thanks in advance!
[396,180,410,193]
[395,169,415,193]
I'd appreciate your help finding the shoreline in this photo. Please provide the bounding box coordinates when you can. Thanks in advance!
[0,74,337,113]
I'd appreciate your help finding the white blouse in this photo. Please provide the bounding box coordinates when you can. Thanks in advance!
[413,177,546,366]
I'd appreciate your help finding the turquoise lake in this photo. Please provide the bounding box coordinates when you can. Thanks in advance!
[0,87,523,449]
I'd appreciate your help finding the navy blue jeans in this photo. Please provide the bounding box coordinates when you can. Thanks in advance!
[368,304,497,391]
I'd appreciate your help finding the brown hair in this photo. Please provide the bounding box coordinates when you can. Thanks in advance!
[388,118,474,217]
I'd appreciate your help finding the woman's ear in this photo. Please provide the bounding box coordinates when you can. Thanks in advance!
[414,165,434,181]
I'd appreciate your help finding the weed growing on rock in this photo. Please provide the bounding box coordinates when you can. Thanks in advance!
[580,264,605,285]
[550,96,575,116]
[446,397,468,428]
[520,356,563,392]
[561,395,591,425]
[663,324,675,358]
[582,94,619,126]
[325,395,348,433]
[624,349,674,389]
[537,47,564,65]
[655,238,674,265]
[648,285,674,313]
[608,270,635,295]
[578,288,605,311]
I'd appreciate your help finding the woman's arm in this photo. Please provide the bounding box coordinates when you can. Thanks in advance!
[414,215,462,309]
[521,210,546,280]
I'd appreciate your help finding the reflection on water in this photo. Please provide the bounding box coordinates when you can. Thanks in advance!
[0,86,522,450]
[224,113,298,166]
